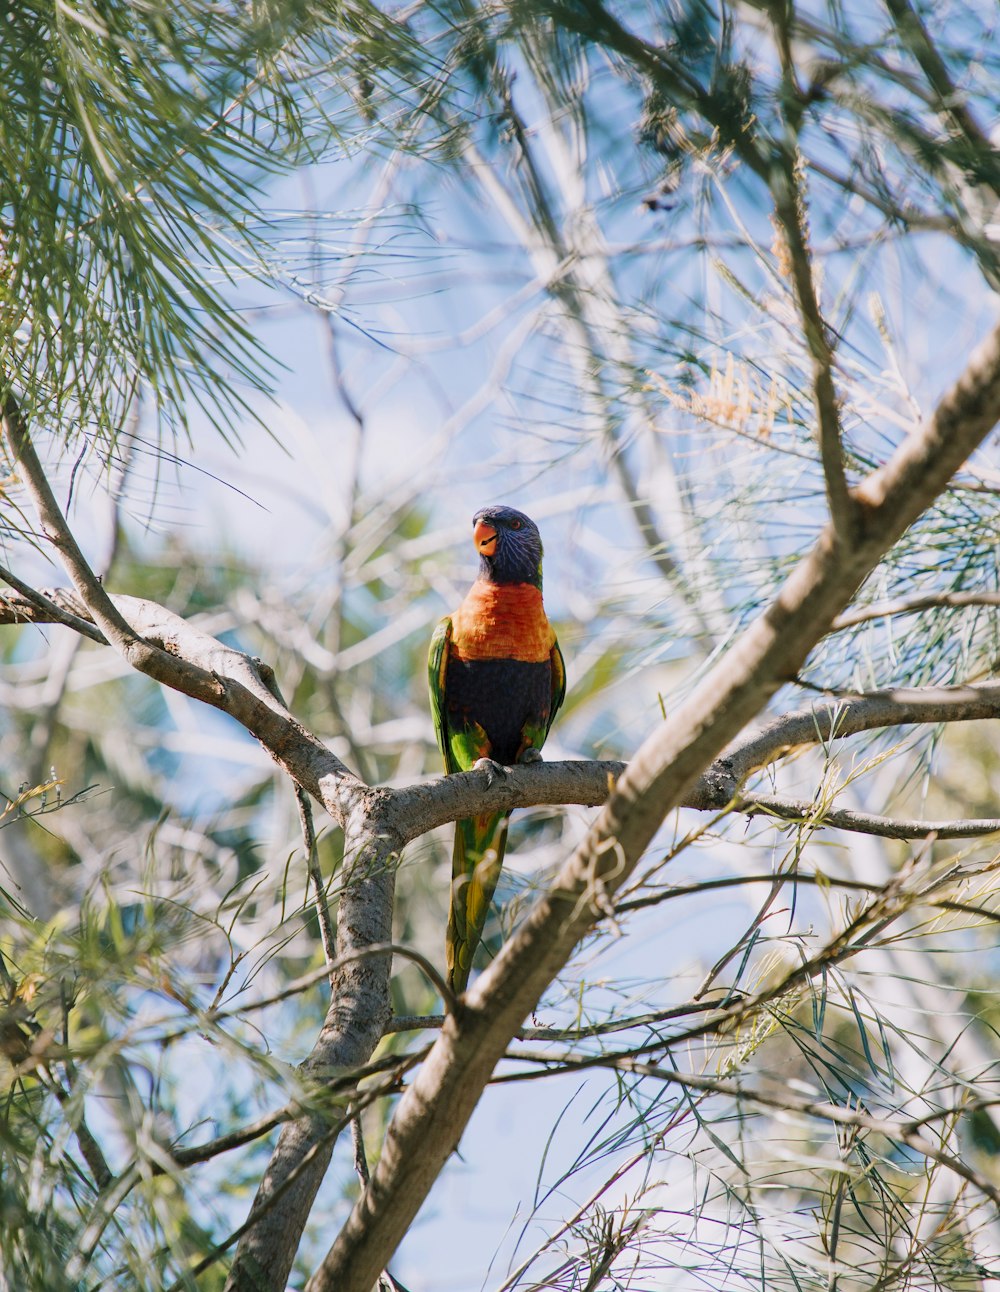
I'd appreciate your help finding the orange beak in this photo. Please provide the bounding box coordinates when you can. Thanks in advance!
[474,519,497,556]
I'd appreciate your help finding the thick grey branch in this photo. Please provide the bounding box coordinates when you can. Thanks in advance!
[222,812,398,1291]
[0,584,363,823]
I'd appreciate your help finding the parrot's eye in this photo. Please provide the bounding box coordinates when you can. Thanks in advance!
[510,518,522,529]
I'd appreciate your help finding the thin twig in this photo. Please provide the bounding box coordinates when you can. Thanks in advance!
[499,1056,1000,1208]
[740,791,1000,839]
[0,565,105,644]
[351,1112,370,1186]
[770,156,854,535]
[764,2,856,534]
[1,392,153,656]
[831,589,1000,630]
[885,0,998,167]
[295,785,336,976]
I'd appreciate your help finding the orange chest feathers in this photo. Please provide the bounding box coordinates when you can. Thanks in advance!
[450,580,555,663]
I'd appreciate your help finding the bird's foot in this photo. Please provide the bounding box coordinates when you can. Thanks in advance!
[473,757,508,788]
[518,746,543,765]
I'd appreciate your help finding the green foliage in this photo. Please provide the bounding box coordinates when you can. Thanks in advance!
[4,2,259,442]
[0,0,423,454]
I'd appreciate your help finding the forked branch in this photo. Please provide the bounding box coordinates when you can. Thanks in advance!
[305,315,1000,1292]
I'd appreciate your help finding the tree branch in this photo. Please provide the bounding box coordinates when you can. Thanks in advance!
[222,817,398,1290]
[831,589,1000,630]
[0,566,106,644]
[719,681,1000,785]
[2,392,171,665]
[885,0,999,172]
[0,581,363,822]
[767,9,855,538]
[1,393,367,827]
[617,867,1000,934]
[740,792,1000,839]
[770,158,854,535]
[306,313,1000,1292]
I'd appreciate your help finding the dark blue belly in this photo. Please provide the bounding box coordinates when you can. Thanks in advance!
[445,657,553,765]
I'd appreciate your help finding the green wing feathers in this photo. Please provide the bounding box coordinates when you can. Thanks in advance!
[428,617,453,769]
[550,639,566,735]
[446,813,508,994]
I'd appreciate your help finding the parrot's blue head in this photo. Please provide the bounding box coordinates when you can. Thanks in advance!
[473,505,543,587]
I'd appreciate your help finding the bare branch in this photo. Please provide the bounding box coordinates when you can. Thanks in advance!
[2,392,169,664]
[0,580,363,821]
[721,681,1000,785]
[222,821,398,1290]
[772,163,853,533]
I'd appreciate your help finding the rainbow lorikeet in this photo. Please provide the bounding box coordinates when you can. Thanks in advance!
[429,505,565,994]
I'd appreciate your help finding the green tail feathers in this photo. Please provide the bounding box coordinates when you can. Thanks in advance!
[446,813,510,993]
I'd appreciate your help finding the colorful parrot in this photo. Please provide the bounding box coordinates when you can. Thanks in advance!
[429,505,565,994]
